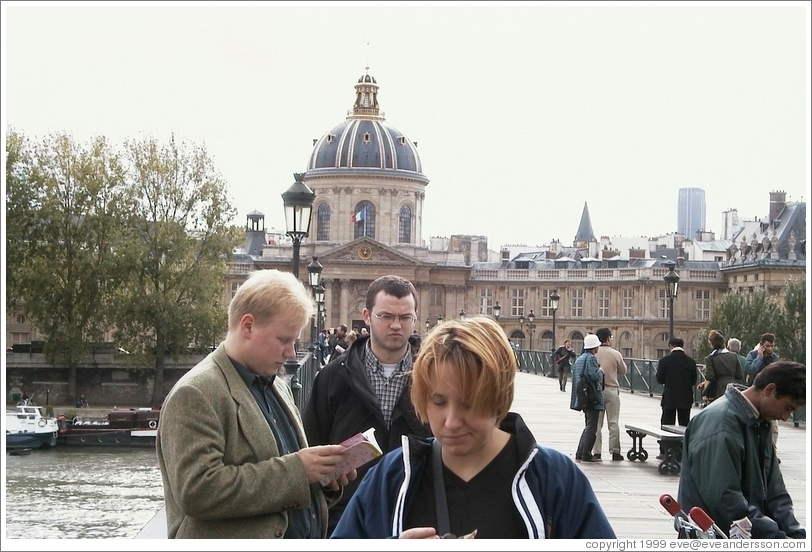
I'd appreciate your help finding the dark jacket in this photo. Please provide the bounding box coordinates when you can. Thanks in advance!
[656,348,699,409]
[702,349,744,401]
[332,413,616,539]
[302,335,432,534]
[553,346,576,374]
[678,384,805,539]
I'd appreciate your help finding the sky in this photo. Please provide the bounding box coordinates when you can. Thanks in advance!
[2,1,810,251]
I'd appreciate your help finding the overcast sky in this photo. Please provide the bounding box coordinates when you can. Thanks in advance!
[3,2,810,250]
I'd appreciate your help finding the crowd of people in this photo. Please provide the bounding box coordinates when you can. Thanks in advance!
[154,270,805,540]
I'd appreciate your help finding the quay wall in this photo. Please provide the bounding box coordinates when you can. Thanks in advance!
[5,352,205,407]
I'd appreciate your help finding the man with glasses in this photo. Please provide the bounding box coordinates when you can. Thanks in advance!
[303,275,432,535]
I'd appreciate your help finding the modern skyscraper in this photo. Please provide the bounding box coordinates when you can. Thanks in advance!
[677,187,706,240]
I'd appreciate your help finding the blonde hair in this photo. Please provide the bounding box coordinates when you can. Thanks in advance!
[346,331,358,345]
[228,270,315,330]
[411,316,516,423]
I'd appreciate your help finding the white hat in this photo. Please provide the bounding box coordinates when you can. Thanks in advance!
[583,334,601,350]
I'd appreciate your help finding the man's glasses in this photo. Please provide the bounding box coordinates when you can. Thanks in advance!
[372,312,416,325]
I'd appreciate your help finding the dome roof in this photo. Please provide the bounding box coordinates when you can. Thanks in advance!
[307,71,423,175]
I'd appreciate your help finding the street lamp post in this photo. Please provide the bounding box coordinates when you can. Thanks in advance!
[437,314,444,326]
[425,318,430,333]
[663,261,680,339]
[493,301,501,322]
[281,173,316,278]
[528,309,536,350]
[459,309,466,320]
[519,314,525,350]
[550,290,560,353]
[307,257,323,344]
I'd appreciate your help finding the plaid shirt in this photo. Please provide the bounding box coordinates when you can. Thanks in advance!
[363,340,413,427]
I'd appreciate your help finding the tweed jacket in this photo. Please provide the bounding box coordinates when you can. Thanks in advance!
[156,344,338,539]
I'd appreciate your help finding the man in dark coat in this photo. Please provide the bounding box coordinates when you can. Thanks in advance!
[303,275,432,535]
[656,336,699,427]
[656,336,699,457]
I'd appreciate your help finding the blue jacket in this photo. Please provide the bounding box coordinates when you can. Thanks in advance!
[678,384,805,539]
[744,349,780,381]
[570,350,605,411]
[331,412,616,539]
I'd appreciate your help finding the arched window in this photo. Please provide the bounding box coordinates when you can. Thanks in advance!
[540,330,554,353]
[509,330,525,350]
[316,203,330,241]
[570,332,585,354]
[654,332,670,359]
[398,205,412,243]
[353,201,376,240]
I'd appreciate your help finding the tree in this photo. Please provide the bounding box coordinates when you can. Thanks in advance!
[776,277,805,364]
[693,283,805,365]
[112,135,243,405]
[693,287,782,361]
[5,130,129,401]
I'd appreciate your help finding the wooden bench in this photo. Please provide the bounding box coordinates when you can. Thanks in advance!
[624,423,686,475]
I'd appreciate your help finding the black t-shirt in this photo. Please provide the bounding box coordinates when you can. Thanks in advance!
[404,434,528,538]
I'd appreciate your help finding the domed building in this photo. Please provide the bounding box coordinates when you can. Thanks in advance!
[238,70,480,332]
[305,70,428,249]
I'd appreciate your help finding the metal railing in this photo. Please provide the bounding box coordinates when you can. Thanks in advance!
[515,350,805,426]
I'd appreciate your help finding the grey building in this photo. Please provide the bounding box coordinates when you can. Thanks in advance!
[678,187,706,240]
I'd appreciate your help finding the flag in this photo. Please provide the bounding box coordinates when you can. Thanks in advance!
[352,207,366,223]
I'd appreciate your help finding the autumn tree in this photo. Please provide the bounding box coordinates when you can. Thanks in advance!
[5,129,129,401]
[111,135,243,405]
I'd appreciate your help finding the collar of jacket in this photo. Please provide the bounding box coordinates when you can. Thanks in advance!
[724,383,765,427]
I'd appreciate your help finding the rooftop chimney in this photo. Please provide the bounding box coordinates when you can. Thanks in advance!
[769,190,786,223]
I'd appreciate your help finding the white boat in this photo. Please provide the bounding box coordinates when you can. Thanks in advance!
[6,403,59,449]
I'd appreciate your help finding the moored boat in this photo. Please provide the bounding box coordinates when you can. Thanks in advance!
[57,407,160,447]
[6,403,59,449]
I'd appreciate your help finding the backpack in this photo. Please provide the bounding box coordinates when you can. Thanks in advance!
[577,373,599,409]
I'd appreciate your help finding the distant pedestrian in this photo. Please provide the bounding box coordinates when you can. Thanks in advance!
[592,328,627,462]
[727,338,748,382]
[552,339,576,392]
[655,336,699,458]
[699,330,744,403]
[744,333,779,384]
[570,334,604,463]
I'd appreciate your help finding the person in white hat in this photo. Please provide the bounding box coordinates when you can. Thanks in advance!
[570,334,604,462]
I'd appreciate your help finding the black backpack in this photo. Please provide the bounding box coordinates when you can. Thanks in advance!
[577,373,599,409]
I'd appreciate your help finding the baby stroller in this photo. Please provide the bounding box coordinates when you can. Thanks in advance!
[659,494,751,539]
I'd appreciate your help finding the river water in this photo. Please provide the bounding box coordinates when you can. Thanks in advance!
[4,445,164,539]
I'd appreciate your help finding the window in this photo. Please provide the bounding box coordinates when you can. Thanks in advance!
[16,315,26,325]
[398,205,412,243]
[540,289,552,317]
[570,332,584,354]
[317,203,331,241]
[658,289,668,319]
[622,348,633,358]
[509,330,525,350]
[598,289,610,318]
[363,132,371,143]
[622,288,633,317]
[353,201,376,240]
[571,289,584,317]
[429,286,443,307]
[695,290,711,319]
[510,289,525,317]
[540,330,553,352]
[479,288,494,315]
[655,332,670,358]
[231,283,241,299]
[12,332,30,344]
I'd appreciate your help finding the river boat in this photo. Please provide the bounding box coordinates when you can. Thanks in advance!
[57,407,160,447]
[6,403,59,449]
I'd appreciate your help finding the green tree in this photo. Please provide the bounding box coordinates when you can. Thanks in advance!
[112,136,243,405]
[5,130,129,401]
[693,287,782,361]
[775,277,805,364]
